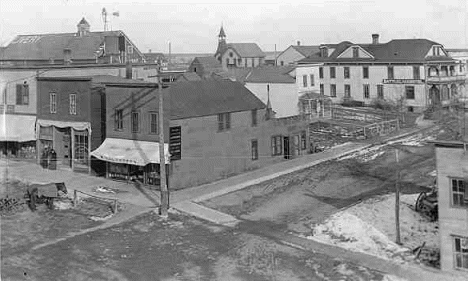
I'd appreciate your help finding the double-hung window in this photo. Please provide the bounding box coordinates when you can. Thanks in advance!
[149,112,159,134]
[271,135,282,156]
[405,86,415,100]
[131,111,140,133]
[330,67,336,79]
[363,84,370,99]
[363,66,369,79]
[69,94,76,115]
[302,75,308,87]
[114,109,123,131]
[451,178,467,207]
[310,74,315,86]
[330,84,337,97]
[218,113,231,131]
[251,139,258,160]
[344,67,350,79]
[50,93,57,114]
[454,236,468,270]
[377,85,384,99]
[16,83,29,105]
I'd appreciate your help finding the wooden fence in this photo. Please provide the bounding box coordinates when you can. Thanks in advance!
[331,106,404,124]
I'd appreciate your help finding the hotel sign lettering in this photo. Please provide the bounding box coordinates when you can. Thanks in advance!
[383,79,425,84]
[169,126,182,161]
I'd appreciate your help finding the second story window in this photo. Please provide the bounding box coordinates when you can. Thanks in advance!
[218,112,231,132]
[16,83,29,105]
[387,66,394,79]
[149,112,159,134]
[451,178,467,208]
[310,74,315,86]
[413,66,420,79]
[302,75,308,87]
[344,67,350,79]
[131,111,140,133]
[49,93,56,114]
[330,67,336,79]
[320,84,324,95]
[363,66,369,79]
[319,67,323,79]
[114,109,123,131]
[69,94,76,115]
[251,109,257,127]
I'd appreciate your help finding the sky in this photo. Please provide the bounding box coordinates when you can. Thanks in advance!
[0,0,467,54]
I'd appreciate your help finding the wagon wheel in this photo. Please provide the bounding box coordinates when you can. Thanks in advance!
[415,192,427,212]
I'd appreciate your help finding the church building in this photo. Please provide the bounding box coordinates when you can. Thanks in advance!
[214,26,265,70]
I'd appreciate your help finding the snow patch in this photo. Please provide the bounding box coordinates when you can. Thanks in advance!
[305,193,439,265]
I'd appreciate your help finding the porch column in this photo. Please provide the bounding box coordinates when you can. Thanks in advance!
[36,123,40,165]
[71,127,75,171]
[88,129,91,175]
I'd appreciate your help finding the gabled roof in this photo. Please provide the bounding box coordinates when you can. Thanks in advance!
[1,30,137,61]
[91,75,156,86]
[244,66,296,84]
[170,80,266,120]
[176,72,203,82]
[291,45,321,57]
[227,43,265,58]
[78,17,89,25]
[298,39,455,64]
[191,56,223,73]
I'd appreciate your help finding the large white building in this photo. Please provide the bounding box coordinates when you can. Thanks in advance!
[296,34,466,112]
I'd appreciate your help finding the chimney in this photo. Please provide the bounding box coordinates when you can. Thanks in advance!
[126,61,133,79]
[63,49,72,65]
[297,41,301,46]
[372,34,379,44]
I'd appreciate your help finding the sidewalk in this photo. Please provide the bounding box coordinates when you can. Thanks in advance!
[0,159,158,208]
[171,141,370,204]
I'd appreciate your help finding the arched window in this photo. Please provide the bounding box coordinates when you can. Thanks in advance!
[441,85,449,100]
[441,66,448,76]
[450,66,456,76]
[428,66,438,77]
[451,84,458,96]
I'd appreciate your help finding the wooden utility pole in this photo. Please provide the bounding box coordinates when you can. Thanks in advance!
[395,149,402,245]
[158,62,168,218]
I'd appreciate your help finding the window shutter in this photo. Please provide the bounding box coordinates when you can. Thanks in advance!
[16,84,22,105]
[464,182,468,203]
[225,113,231,129]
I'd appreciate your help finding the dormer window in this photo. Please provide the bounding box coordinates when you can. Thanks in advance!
[353,47,359,58]
[320,47,328,58]
[432,46,441,56]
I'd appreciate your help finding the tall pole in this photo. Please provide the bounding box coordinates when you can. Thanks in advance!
[395,149,401,245]
[158,61,168,218]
